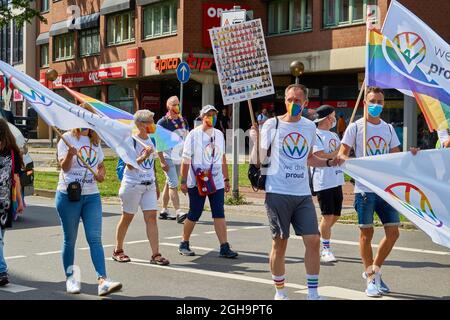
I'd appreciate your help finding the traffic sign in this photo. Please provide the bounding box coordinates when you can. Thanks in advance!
[176,62,191,84]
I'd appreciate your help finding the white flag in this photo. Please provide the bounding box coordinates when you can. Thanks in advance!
[343,149,450,248]
[0,60,141,169]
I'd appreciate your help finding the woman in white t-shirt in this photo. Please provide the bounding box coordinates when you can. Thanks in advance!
[56,128,121,296]
[113,110,169,266]
[311,105,344,263]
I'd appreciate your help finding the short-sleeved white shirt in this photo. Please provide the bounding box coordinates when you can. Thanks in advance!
[122,136,156,185]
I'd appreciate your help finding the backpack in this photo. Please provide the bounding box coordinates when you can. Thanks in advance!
[116,138,137,181]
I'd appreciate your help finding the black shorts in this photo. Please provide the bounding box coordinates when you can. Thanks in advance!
[316,186,343,216]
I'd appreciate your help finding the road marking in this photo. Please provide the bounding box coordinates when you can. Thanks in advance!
[0,284,37,293]
[125,240,148,245]
[165,234,198,240]
[159,242,303,262]
[227,229,238,232]
[79,244,114,251]
[119,257,307,291]
[35,250,62,256]
[5,255,27,260]
[243,226,268,230]
[204,231,216,234]
[294,286,397,300]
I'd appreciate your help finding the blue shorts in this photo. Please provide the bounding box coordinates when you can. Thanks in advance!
[187,188,225,222]
[354,193,400,228]
[164,158,180,188]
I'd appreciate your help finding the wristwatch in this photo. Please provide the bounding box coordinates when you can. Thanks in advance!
[224,178,230,182]
[326,159,332,167]
[181,179,187,184]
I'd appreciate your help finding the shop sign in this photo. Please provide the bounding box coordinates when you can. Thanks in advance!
[127,48,141,77]
[98,67,124,80]
[186,53,214,72]
[50,71,109,89]
[155,58,181,72]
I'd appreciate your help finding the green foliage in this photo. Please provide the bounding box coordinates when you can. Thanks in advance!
[225,193,250,205]
[0,0,47,28]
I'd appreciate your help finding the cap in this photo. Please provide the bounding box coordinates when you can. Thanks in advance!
[200,104,218,117]
[313,105,335,123]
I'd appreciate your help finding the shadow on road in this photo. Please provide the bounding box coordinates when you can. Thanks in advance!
[335,256,450,269]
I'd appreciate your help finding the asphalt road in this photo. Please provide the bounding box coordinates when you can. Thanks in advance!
[1,196,449,300]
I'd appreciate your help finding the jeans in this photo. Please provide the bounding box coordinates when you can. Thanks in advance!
[55,191,106,279]
[0,229,7,274]
[354,192,400,228]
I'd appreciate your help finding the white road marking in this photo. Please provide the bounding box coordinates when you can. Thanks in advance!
[295,286,397,300]
[4,255,27,260]
[78,244,114,251]
[243,226,268,230]
[35,250,62,256]
[125,240,148,245]
[227,229,238,232]
[204,231,216,234]
[0,284,37,293]
[165,234,198,240]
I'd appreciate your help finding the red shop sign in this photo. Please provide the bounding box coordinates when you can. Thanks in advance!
[155,58,181,72]
[186,53,214,72]
[50,71,109,89]
[202,3,250,48]
[98,67,124,80]
[127,47,141,77]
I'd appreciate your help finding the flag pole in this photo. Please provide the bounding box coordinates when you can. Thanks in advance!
[52,127,98,178]
[349,79,365,124]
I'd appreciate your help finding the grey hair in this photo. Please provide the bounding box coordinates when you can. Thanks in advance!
[134,109,155,124]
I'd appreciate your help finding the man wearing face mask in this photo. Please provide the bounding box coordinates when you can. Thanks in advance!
[157,96,190,222]
[311,105,344,263]
[250,84,344,300]
[178,105,238,259]
[339,86,419,297]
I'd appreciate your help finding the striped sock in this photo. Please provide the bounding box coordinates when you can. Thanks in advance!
[321,238,330,250]
[272,274,286,294]
[306,274,319,297]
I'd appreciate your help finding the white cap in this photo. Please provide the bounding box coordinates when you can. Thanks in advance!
[200,104,218,117]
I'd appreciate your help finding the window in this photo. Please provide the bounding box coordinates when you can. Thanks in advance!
[41,0,49,12]
[0,24,10,63]
[143,1,178,39]
[323,0,376,28]
[268,0,312,35]
[80,86,102,100]
[53,33,74,61]
[79,28,100,57]
[106,11,135,46]
[108,85,134,114]
[12,23,23,65]
[40,44,49,67]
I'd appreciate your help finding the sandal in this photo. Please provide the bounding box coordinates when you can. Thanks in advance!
[112,249,131,263]
[150,253,170,266]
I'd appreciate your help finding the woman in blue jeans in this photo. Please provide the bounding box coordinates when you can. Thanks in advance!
[56,128,121,296]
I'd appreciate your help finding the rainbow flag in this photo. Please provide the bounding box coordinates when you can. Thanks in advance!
[64,86,183,152]
[366,29,450,131]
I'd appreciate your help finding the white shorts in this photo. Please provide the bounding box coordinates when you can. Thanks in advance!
[118,182,158,214]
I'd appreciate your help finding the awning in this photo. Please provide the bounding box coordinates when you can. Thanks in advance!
[136,0,162,5]
[49,20,69,36]
[100,0,135,15]
[36,32,50,46]
[76,12,101,30]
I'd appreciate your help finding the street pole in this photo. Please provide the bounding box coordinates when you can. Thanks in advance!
[295,76,299,84]
[180,82,184,115]
[232,102,239,199]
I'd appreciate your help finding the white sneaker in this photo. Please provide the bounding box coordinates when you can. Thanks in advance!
[98,278,122,296]
[274,293,289,300]
[66,276,81,294]
[307,294,325,300]
[320,249,337,262]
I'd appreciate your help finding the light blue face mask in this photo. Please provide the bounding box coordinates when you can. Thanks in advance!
[368,104,383,117]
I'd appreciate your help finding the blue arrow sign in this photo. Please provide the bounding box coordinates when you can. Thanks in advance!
[176,62,191,84]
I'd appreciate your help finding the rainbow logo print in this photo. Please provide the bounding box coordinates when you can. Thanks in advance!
[139,149,154,170]
[328,138,338,152]
[385,182,443,228]
[366,136,388,156]
[76,146,99,168]
[282,132,309,159]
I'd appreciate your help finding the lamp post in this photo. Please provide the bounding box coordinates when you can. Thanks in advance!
[289,61,304,84]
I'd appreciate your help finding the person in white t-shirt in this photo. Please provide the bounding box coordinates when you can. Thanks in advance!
[339,86,419,298]
[112,110,170,266]
[178,105,238,259]
[250,84,344,301]
[437,129,450,148]
[311,105,344,263]
[56,128,121,296]
[257,108,269,126]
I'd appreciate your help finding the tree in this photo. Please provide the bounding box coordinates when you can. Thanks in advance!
[0,0,47,28]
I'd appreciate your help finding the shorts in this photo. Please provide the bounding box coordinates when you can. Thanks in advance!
[316,186,343,216]
[186,187,225,222]
[265,193,319,239]
[354,192,400,228]
[164,158,180,188]
[119,182,158,214]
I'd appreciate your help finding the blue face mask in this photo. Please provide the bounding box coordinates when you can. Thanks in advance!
[368,104,383,117]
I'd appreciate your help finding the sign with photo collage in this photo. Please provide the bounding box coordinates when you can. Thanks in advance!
[209,19,274,105]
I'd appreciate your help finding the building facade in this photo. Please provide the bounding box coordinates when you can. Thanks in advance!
[33,0,449,148]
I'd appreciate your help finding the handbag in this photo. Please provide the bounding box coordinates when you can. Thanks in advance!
[248,117,279,191]
[192,135,217,196]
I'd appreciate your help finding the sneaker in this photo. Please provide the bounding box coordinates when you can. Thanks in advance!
[219,242,238,258]
[274,293,289,300]
[307,294,326,300]
[362,271,390,294]
[159,209,176,220]
[320,249,337,263]
[66,276,81,294]
[0,272,9,287]
[365,276,382,297]
[98,278,122,296]
[177,212,188,224]
[178,241,195,256]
